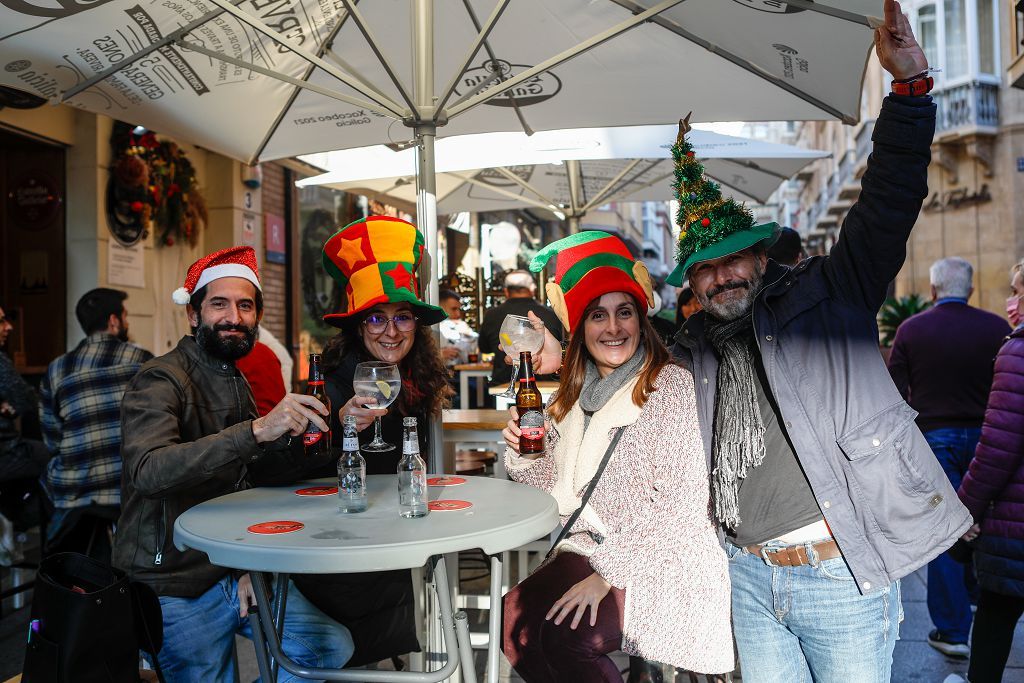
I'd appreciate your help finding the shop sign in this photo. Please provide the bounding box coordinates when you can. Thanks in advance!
[265,213,286,264]
[8,173,61,229]
[922,184,992,213]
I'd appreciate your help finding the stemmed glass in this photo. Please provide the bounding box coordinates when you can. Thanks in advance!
[353,361,402,452]
[497,314,545,399]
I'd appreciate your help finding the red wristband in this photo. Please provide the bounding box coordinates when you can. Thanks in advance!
[891,75,933,97]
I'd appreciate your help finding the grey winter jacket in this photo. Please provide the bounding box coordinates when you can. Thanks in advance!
[674,94,972,594]
[113,336,332,597]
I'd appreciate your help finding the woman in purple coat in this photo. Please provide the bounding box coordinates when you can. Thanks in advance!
[957,258,1024,683]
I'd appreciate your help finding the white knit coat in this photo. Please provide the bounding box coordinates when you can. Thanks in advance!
[506,364,734,674]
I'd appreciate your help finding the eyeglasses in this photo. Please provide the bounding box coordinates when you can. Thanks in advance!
[362,312,417,334]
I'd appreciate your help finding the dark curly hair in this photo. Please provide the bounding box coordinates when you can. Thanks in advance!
[322,318,450,418]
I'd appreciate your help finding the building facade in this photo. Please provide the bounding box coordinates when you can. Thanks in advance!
[787,0,1024,315]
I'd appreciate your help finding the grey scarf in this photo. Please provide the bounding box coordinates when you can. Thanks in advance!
[578,344,646,428]
[705,314,765,530]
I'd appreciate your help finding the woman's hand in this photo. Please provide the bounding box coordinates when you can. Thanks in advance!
[237,573,257,618]
[339,394,388,432]
[962,523,981,542]
[502,311,562,375]
[503,406,522,453]
[546,571,612,629]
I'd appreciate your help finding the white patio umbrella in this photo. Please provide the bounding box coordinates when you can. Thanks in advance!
[298,125,829,226]
[0,0,876,481]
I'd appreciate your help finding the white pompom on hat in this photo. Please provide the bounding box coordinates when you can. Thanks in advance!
[171,245,261,305]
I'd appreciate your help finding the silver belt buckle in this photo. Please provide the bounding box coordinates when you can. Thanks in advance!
[759,545,781,567]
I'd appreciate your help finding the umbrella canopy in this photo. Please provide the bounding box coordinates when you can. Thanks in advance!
[0,0,880,163]
[298,126,829,214]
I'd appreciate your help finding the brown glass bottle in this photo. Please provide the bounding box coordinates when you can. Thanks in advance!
[303,353,332,455]
[516,351,545,455]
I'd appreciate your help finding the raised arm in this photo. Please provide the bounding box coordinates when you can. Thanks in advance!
[825,0,934,312]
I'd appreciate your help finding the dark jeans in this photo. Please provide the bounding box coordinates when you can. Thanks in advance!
[503,551,626,683]
[924,427,980,642]
[968,589,1024,682]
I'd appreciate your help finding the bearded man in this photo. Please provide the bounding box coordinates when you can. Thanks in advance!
[113,246,353,683]
[525,2,971,680]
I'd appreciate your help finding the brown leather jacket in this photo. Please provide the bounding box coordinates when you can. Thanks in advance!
[112,336,329,597]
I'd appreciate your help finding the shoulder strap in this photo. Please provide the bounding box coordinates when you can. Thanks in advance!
[546,426,625,559]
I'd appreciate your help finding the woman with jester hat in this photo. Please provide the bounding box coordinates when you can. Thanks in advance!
[293,215,451,668]
[500,229,733,680]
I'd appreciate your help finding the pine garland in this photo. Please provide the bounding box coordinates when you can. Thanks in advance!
[672,117,754,268]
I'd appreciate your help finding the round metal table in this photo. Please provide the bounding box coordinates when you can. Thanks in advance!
[174,475,557,683]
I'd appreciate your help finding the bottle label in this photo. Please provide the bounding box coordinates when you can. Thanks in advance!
[403,440,418,455]
[307,380,324,387]
[343,437,359,451]
[519,410,545,441]
[303,431,323,446]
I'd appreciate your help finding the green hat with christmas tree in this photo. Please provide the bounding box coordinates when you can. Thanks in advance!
[665,114,780,287]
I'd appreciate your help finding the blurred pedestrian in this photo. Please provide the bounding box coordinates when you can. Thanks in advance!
[39,288,152,561]
[0,303,48,484]
[479,270,561,387]
[956,258,1024,683]
[766,226,805,267]
[887,257,1010,657]
[674,286,702,327]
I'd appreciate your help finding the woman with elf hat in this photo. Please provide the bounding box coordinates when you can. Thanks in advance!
[500,231,733,680]
[292,215,450,667]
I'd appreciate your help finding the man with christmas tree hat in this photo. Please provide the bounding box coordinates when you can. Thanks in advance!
[526,2,971,679]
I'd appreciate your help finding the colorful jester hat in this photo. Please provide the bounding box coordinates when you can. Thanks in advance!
[665,114,780,287]
[529,231,654,333]
[321,215,446,328]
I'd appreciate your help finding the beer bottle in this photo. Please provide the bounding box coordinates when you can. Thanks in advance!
[517,351,545,455]
[338,415,367,513]
[303,353,331,455]
[397,417,428,518]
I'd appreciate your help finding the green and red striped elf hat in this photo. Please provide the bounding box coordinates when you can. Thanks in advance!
[529,231,654,333]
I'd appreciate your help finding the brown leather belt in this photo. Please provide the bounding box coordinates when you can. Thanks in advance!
[745,539,842,567]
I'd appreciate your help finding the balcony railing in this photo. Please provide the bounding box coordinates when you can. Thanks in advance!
[934,81,999,134]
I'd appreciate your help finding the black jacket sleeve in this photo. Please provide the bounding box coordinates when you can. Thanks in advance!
[825,94,935,313]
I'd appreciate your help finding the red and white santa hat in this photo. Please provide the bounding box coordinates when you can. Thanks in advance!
[171,245,261,305]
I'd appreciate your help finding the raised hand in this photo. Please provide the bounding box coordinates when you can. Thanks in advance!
[339,394,387,432]
[874,0,928,80]
[503,311,561,375]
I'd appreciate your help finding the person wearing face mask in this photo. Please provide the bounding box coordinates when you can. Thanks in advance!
[954,258,1024,683]
[293,216,450,669]
[38,288,153,561]
[501,231,733,682]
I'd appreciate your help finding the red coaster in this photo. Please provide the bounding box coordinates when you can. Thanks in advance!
[427,476,467,487]
[294,486,338,496]
[247,521,304,534]
[428,500,473,511]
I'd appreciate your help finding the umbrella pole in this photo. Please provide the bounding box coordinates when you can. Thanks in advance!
[410,0,446,479]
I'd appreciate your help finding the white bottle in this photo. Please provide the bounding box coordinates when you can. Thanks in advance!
[337,415,367,513]
[397,417,428,518]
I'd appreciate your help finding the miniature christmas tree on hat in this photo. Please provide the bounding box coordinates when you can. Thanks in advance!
[666,113,778,286]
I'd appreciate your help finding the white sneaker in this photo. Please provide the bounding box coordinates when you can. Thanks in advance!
[941,675,966,683]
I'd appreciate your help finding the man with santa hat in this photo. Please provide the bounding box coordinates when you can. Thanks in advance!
[113,246,353,682]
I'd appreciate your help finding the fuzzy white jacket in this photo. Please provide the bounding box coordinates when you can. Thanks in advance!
[506,364,734,674]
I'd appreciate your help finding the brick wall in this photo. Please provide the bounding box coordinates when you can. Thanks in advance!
[260,163,288,344]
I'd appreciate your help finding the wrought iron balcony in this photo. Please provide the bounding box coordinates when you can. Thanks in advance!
[934,81,999,135]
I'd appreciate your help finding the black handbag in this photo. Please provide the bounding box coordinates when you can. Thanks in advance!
[23,552,163,683]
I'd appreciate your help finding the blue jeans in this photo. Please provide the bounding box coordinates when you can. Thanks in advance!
[923,426,980,643]
[157,575,354,683]
[726,543,902,683]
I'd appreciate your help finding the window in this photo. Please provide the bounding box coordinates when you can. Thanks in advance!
[945,0,969,79]
[978,0,995,73]
[918,5,939,74]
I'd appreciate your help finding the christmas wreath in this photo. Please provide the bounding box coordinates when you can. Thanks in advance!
[109,122,208,247]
